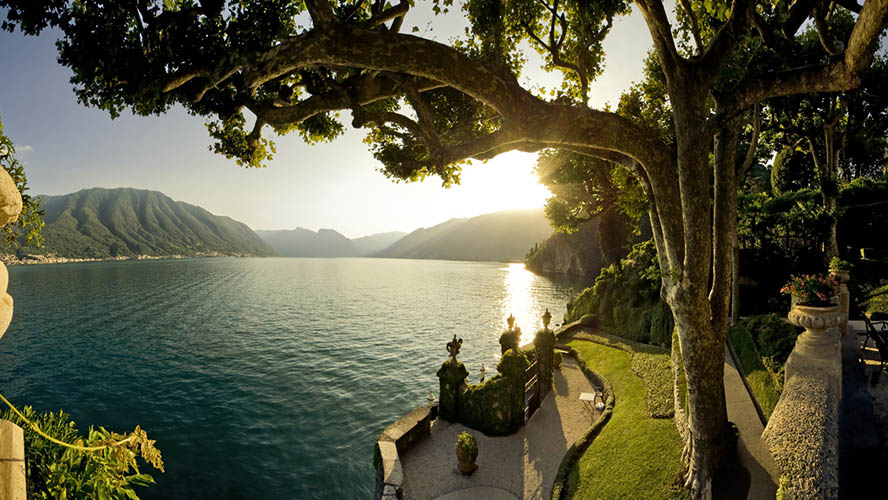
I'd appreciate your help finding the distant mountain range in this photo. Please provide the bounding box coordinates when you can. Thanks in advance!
[18,188,276,259]
[254,228,405,257]
[373,209,552,261]
[255,210,552,262]
[14,187,555,263]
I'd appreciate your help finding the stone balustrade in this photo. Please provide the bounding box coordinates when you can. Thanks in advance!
[0,168,24,500]
[373,406,434,500]
[762,305,844,499]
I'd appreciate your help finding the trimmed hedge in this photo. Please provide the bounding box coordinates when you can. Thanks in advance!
[565,330,674,420]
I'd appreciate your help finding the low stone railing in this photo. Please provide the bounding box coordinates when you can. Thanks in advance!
[762,308,844,499]
[373,406,434,500]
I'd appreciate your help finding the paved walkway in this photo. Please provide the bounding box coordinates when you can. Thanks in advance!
[840,321,886,499]
[723,344,780,500]
[400,357,599,500]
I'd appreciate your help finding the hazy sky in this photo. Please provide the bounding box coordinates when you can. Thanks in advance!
[0,3,656,238]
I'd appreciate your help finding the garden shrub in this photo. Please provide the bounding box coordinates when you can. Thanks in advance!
[739,314,800,368]
[566,240,674,348]
[865,284,888,319]
[727,314,799,419]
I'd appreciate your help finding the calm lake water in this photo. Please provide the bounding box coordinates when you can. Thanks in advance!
[0,257,584,499]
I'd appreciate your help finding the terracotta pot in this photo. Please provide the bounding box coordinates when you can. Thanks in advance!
[456,447,477,475]
[788,304,843,349]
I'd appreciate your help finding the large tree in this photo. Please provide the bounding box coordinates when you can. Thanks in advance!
[3,0,887,497]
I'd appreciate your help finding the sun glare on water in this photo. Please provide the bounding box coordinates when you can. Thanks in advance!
[501,263,549,346]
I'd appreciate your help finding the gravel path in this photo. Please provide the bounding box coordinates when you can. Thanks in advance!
[399,357,600,500]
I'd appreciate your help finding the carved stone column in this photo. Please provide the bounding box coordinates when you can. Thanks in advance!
[830,269,850,337]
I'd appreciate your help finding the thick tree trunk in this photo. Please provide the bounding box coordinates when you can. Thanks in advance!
[665,115,729,498]
[673,305,728,499]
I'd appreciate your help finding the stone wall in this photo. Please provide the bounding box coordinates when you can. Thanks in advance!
[373,406,434,500]
[762,325,842,499]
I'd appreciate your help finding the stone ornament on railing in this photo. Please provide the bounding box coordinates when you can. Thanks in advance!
[788,305,844,332]
[499,315,520,354]
[785,303,844,400]
[445,334,463,363]
[437,336,469,423]
[542,309,552,331]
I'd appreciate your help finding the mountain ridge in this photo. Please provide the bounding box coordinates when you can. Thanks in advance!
[19,187,276,259]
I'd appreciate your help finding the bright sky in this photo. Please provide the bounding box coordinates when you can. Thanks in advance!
[0,3,655,238]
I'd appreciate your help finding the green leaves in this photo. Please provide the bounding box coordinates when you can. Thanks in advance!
[0,405,163,500]
[206,113,276,168]
[0,114,45,249]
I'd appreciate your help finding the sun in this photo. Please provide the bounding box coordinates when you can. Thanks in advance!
[450,151,552,215]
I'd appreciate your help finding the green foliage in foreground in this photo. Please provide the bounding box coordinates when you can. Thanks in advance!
[564,340,686,500]
[727,314,799,419]
[1,406,162,500]
[566,240,674,348]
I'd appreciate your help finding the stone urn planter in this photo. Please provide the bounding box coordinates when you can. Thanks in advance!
[788,304,843,349]
[786,304,845,398]
[455,431,478,475]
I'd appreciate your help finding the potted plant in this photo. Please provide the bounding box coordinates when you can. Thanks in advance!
[828,256,851,284]
[553,350,563,370]
[781,274,843,346]
[455,431,478,475]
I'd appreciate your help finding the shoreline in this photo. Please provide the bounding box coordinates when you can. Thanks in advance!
[0,252,261,266]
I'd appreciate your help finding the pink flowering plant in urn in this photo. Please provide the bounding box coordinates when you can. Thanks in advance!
[780,274,839,307]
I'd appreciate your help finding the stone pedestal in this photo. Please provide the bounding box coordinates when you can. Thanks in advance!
[786,305,844,399]
[830,269,850,337]
[0,412,25,500]
[436,361,468,422]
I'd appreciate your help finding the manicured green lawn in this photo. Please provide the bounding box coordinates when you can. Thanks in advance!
[565,340,687,500]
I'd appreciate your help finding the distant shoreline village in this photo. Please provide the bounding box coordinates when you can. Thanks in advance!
[0,252,254,266]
